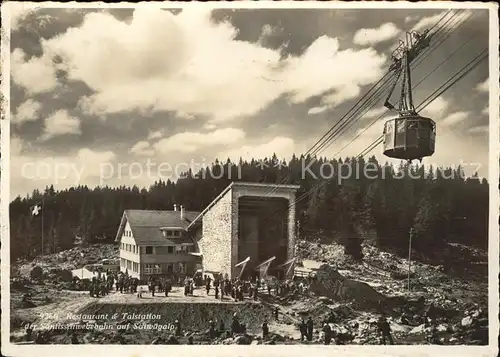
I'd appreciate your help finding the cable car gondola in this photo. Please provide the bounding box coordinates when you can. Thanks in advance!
[383,30,436,163]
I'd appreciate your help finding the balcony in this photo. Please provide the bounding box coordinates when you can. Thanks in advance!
[140,252,200,264]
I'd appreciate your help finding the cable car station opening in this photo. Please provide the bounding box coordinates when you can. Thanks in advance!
[237,196,290,280]
[191,182,300,280]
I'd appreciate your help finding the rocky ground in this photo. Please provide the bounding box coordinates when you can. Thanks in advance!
[8,239,489,345]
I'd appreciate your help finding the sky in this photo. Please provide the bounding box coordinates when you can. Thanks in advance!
[7,5,491,200]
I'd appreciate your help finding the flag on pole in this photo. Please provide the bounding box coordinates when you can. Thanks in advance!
[30,202,42,216]
[256,256,275,280]
[30,199,45,255]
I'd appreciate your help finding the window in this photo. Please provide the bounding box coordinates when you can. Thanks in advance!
[161,263,173,273]
[384,122,393,134]
[154,264,161,274]
[407,121,418,130]
[175,245,183,253]
[144,264,153,274]
[145,246,153,254]
[167,246,174,254]
[178,262,186,273]
[164,229,182,237]
[396,119,405,133]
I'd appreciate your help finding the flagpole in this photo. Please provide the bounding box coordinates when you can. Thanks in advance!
[41,197,44,256]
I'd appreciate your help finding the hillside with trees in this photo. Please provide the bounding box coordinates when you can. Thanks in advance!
[9,154,489,262]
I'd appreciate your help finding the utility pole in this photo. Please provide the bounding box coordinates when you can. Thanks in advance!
[41,197,45,256]
[408,227,413,291]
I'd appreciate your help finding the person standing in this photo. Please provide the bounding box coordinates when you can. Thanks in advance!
[322,323,332,345]
[377,316,394,345]
[175,320,182,337]
[165,279,171,297]
[209,320,216,339]
[231,313,240,336]
[262,319,269,340]
[306,317,314,342]
[299,319,307,342]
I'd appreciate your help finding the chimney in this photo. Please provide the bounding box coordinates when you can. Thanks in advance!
[180,205,185,220]
[173,204,178,211]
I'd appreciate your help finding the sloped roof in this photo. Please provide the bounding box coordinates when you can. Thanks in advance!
[126,209,199,228]
[115,209,200,245]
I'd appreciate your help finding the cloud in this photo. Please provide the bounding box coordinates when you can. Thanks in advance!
[130,141,155,157]
[308,106,328,115]
[421,96,449,117]
[363,106,387,118]
[35,9,386,122]
[204,123,217,130]
[8,2,39,30]
[405,16,418,23]
[353,23,401,46]
[11,49,58,94]
[467,125,488,134]
[154,128,246,154]
[476,78,488,92]
[221,136,296,162]
[10,138,116,198]
[286,36,386,105]
[258,24,282,44]
[77,148,116,172]
[411,10,472,33]
[441,111,469,126]
[411,11,446,32]
[41,109,81,140]
[14,99,42,123]
[147,130,163,140]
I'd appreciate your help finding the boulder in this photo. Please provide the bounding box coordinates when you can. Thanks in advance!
[29,266,43,280]
[56,269,74,282]
[234,334,253,345]
[310,264,386,310]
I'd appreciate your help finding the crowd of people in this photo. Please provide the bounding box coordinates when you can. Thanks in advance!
[82,266,314,304]
[23,268,403,345]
